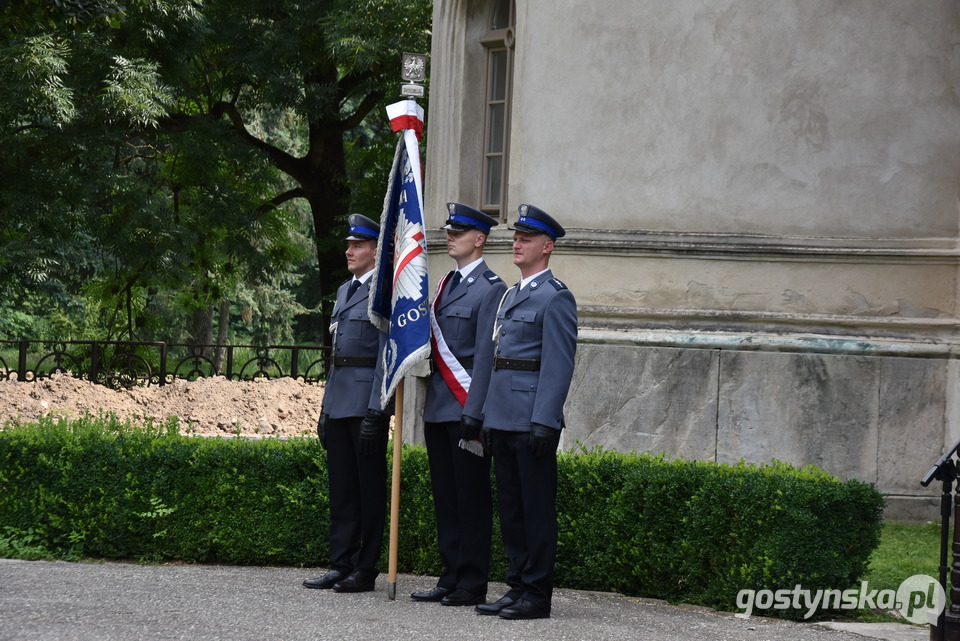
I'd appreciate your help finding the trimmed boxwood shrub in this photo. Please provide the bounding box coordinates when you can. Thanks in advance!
[554,448,884,615]
[0,416,883,618]
[0,415,329,565]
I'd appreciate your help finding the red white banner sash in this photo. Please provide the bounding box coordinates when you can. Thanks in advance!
[430,272,471,406]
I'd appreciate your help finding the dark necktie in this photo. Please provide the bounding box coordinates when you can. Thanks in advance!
[347,279,361,299]
[447,271,462,294]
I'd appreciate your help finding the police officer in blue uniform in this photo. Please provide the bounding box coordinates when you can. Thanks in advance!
[303,214,392,594]
[411,203,506,607]
[475,204,578,620]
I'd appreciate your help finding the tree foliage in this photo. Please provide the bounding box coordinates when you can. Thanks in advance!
[0,0,432,344]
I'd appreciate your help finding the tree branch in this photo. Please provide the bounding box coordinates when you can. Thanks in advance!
[7,123,59,136]
[337,67,377,97]
[258,187,306,214]
[207,101,306,178]
[337,89,387,132]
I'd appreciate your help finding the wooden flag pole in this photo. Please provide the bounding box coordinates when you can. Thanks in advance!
[387,378,404,600]
[386,53,427,601]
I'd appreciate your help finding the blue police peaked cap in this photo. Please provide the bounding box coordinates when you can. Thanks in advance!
[442,202,500,234]
[509,203,565,240]
[345,213,380,240]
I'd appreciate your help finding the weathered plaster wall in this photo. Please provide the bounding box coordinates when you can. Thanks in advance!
[421,0,960,519]
[559,339,959,519]
[510,0,960,238]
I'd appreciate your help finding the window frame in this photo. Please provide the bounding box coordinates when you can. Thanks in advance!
[479,0,516,220]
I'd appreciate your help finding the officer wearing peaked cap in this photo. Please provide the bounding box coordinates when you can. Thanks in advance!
[344,213,381,240]
[476,203,577,620]
[441,202,499,234]
[412,203,506,607]
[303,212,393,595]
[509,203,567,240]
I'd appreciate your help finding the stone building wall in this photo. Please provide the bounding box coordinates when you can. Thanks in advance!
[411,0,960,519]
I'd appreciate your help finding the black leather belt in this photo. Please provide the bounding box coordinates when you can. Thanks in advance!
[429,357,474,375]
[333,355,377,368]
[494,356,541,371]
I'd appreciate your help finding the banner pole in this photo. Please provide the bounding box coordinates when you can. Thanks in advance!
[387,378,405,600]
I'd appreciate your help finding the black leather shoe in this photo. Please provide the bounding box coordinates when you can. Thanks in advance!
[332,570,377,593]
[441,589,485,606]
[475,594,517,615]
[411,586,451,602]
[302,569,345,589]
[498,598,550,620]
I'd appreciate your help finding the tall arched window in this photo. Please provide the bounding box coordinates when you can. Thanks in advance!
[480,0,515,219]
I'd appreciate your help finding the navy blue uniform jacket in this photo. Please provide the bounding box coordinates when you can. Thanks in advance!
[423,261,506,424]
[321,278,387,419]
[481,269,577,432]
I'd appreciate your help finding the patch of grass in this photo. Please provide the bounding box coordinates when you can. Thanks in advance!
[842,520,940,623]
[864,521,940,590]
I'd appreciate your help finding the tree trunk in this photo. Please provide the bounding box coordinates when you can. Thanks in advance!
[213,298,230,373]
[304,127,352,348]
[187,306,215,360]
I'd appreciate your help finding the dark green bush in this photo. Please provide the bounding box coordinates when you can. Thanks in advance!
[0,417,884,618]
[555,450,884,616]
[0,415,329,566]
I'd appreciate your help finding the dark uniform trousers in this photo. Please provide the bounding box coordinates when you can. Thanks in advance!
[491,428,561,611]
[422,262,504,596]
[321,274,390,576]
[482,270,576,611]
[424,420,492,595]
[325,415,388,575]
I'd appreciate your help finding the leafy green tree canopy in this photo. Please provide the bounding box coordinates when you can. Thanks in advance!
[0,0,432,343]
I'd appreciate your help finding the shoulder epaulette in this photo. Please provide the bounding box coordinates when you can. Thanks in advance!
[483,269,502,283]
[549,278,567,290]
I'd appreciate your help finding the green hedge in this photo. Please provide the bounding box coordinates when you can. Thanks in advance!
[0,415,884,617]
[554,449,885,615]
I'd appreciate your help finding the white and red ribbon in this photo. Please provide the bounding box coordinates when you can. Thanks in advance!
[387,100,425,141]
[429,272,471,406]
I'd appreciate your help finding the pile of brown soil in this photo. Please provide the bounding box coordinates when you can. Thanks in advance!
[0,374,325,438]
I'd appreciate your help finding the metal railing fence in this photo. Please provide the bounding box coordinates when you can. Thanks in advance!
[0,340,330,388]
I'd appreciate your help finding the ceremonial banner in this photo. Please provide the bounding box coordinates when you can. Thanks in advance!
[369,100,430,409]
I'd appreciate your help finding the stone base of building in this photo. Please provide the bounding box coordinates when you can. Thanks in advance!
[400,328,956,521]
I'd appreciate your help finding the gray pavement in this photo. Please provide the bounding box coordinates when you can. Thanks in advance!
[0,559,928,641]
